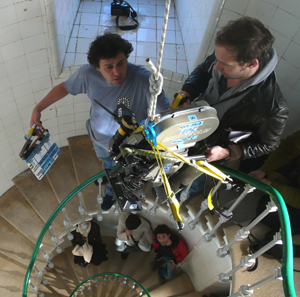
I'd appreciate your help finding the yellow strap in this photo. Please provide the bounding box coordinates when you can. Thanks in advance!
[171,93,183,109]
[149,141,183,223]
[157,141,228,182]
[207,182,222,211]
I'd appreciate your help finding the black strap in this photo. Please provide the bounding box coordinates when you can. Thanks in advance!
[130,234,140,250]
[115,1,139,31]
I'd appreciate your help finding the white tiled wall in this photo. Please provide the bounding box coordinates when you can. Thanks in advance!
[174,0,215,73]
[47,0,80,77]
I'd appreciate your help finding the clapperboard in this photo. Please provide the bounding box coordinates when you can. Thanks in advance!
[20,127,60,180]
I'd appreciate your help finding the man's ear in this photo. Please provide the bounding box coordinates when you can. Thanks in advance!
[248,59,259,68]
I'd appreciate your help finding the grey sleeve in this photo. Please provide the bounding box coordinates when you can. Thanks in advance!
[64,66,87,95]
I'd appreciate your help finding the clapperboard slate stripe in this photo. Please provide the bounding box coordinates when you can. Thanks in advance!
[25,132,60,180]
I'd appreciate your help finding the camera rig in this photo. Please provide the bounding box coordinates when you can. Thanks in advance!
[95,99,228,230]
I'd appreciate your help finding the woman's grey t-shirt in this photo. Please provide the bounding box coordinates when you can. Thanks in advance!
[64,63,170,151]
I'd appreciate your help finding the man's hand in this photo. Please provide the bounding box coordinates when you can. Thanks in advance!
[260,178,272,185]
[249,169,266,179]
[170,90,191,107]
[30,107,44,129]
[169,260,177,270]
[155,253,162,261]
[248,170,271,185]
[125,228,132,236]
[205,146,230,162]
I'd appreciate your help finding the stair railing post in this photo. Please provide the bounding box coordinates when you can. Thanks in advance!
[33,263,48,285]
[113,276,118,286]
[217,200,277,257]
[188,199,208,230]
[228,268,282,297]
[48,225,62,253]
[96,178,104,221]
[121,278,127,289]
[204,183,255,242]
[62,207,74,240]
[219,231,281,283]
[149,194,159,215]
[78,191,87,227]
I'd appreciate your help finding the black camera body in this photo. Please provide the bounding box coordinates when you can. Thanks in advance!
[111,0,131,17]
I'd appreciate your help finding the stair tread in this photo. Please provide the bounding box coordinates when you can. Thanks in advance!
[205,214,225,247]
[0,217,46,267]
[12,169,66,235]
[178,291,209,297]
[68,135,103,213]
[177,292,205,297]
[0,253,36,297]
[149,272,195,297]
[46,146,81,223]
[0,186,54,250]
[223,224,291,297]
[50,248,81,294]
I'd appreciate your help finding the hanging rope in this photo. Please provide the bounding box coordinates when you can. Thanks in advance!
[147,0,172,122]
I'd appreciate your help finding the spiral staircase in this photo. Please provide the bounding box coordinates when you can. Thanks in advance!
[0,135,299,297]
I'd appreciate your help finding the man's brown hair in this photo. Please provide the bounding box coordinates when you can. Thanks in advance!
[215,17,275,64]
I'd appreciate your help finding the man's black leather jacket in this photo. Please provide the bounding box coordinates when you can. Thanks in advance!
[182,53,289,160]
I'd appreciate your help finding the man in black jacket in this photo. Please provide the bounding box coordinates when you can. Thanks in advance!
[176,17,289,201]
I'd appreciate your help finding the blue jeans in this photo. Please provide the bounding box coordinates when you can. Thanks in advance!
[93,142,115,196]
[155,255,176,279]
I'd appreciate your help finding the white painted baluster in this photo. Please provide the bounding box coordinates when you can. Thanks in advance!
[87,281,91,290]
[78,191,87,225]
[217,200,277,257]
[150,194,159,215]
[29,279,38,292]
[114,204,119,216]
[188,199,209,230]
[49,225,62,253]
[219,231,282,283]
[96,178,104,221]
[40,244,50,261]
[33,263,48,285]
[112,276,118,286]
[129,283,136,293]
[229,268,282,297]
[205,183,255,242]
[103,275,108,286]
[121,278,127,289]
[62,207,74,240]
[179,181,193,205]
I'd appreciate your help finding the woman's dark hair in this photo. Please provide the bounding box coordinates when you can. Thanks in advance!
[154,224,172,237]
[87,32,133,67]
[215,17,275,64]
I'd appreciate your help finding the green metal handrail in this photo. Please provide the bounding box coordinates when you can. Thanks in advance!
[69,272,151,296]
[22,170,106,297]
[216,165,296,297]
[23,166,296,297]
